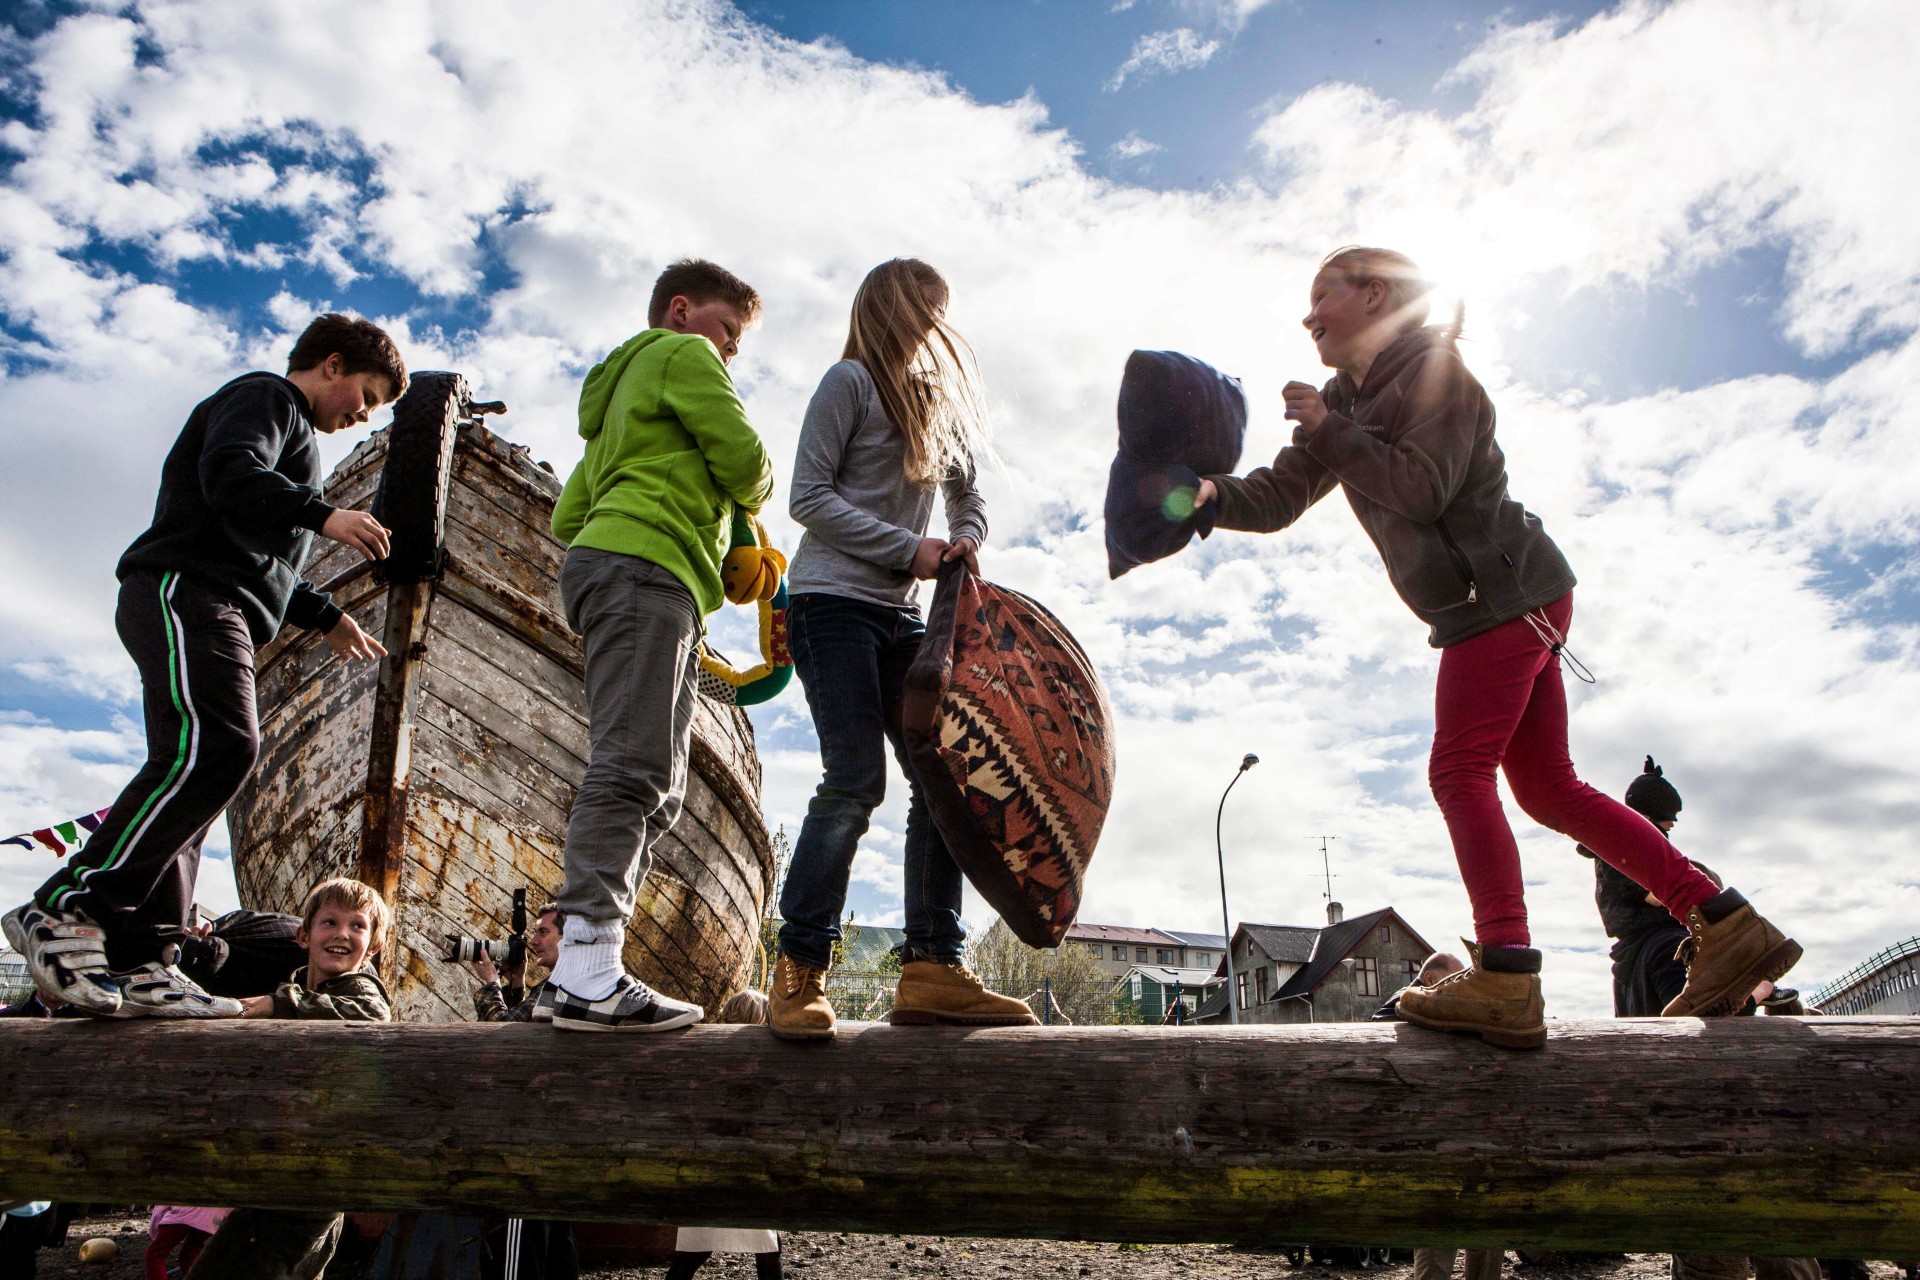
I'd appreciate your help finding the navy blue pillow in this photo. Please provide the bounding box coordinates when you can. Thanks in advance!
[1104,350,1247,579]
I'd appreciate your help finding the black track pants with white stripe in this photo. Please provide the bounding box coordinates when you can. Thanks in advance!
[35,571,261,969]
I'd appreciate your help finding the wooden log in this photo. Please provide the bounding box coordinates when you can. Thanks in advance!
[1,1017,1914,1256]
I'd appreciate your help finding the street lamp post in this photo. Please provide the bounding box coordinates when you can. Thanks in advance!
[1216,753,1259,1026]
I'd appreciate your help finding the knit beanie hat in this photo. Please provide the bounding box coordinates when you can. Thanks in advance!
[1624,755,1683,823]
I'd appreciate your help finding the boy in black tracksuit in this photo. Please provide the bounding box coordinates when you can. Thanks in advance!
[2,313,406,1019]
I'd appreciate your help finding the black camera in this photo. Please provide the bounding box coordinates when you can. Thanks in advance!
[444,888,528,970]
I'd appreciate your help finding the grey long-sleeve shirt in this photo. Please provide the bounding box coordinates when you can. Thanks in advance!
[788,359,988,610]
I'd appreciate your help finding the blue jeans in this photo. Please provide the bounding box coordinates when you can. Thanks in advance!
[777,593,965,971]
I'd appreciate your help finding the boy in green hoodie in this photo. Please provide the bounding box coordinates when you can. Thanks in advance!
[541,258,775,1032]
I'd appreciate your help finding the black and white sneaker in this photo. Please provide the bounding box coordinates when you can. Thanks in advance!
[548,974,702,1033]
[109,957,244,1019]
[2,900,122,1016]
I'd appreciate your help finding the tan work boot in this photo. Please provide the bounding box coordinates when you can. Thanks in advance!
[768,953,835,1041]
[889,957,1039,1027]
[1394,940,1547,1050]
[1662,889,1802,1018]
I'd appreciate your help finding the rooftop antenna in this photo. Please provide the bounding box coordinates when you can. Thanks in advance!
[1305,836,1339,904]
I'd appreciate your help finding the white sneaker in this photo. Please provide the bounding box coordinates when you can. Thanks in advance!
[110,955,244,1019]
[2,900,122,1015]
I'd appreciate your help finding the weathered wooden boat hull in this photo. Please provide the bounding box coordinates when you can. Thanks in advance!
[228,376,773,1022]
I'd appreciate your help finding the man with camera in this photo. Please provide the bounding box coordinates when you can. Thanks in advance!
[461,897,565,1023]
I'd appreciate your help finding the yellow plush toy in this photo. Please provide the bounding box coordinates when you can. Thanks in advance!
[699,510,793,707]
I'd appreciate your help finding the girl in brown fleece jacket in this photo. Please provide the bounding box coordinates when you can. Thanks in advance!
[1194,246,1798,1048]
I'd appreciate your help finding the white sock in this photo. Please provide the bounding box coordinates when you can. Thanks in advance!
[551,917,625,1001]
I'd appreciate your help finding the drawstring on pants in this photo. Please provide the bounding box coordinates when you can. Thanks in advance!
[1523,608,1596,684]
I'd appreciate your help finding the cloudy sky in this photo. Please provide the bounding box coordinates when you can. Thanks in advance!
[2,0,1915,1018]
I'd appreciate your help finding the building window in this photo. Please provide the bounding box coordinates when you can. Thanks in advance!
[1088,942,1105,960]
[1112,946,1126,961]
[1193,951,1209,966]
[1236,971,1249,1009]
[1136,947,1148,962]
[1256,966,1272,1002]
[1403,959,1421,986]
[1157,948,1175,964]
[1354,956,1379,997]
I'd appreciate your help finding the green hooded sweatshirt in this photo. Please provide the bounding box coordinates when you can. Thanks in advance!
[553,330,775,617]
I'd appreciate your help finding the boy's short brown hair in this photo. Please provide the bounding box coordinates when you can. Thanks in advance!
[287,313,409,401]
[300,877,393,953]
[647,258,762,330]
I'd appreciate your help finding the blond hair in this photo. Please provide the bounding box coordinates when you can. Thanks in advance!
[717,989,769,1026]
[1320,246,1464,342]
[300,877,392,953]
[843,258,988,486]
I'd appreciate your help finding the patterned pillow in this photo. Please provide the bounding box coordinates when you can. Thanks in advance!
[903,563,1116,948]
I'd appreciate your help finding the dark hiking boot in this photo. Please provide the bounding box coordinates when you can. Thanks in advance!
[3,900,121,1016]
[890,956,1038,1027]
[769,953,835,1041]
[1662,889,1802,1018]
[1394,940,1547,1050]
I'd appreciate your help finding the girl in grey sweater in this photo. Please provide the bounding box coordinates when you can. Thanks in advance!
[769,259,1034,1039]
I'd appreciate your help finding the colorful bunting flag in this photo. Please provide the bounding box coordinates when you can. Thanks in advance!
[3,808,112,858]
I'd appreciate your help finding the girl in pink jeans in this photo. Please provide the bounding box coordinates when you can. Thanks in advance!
[1196,246,1799,1047]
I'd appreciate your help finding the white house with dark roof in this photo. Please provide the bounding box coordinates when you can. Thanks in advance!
[1063,922,1228,981]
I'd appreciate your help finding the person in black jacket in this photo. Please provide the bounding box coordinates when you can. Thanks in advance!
[1580,756,1692,1017]
[3,313,406,1020]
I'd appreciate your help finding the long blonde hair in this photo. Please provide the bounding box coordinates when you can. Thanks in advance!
[843,258,988,486]
[1320,246,1465,342]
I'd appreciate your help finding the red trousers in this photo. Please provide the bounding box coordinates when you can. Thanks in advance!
[146,1224,211,1280]
[1429,592,1719,948]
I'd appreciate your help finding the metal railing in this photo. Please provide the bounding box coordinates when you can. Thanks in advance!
[1810,935,1920,1013]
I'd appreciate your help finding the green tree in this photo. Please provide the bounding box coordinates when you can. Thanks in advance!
[963,919,1134,1025]
[753,824,791,991]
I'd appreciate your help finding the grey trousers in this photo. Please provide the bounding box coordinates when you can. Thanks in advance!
[185,1209,341,1280]
[1414,1248,1504,1280]
[557,547,701,926]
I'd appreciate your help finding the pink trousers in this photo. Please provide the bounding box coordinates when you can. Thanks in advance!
[1429,592,1720,948]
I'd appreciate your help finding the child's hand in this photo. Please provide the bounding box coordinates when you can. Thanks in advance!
[942,536,981,576]
[239,995,276,1018]
[326,614,389,662]
[322,509,393,561]
[911,537,948,580]
[1282,381,1329,434]
[1194,479,1217,509]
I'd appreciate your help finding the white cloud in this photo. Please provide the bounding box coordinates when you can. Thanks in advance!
[1106,28,1221,91]
[0,0,1914,1018]
[1109,131,1163,163]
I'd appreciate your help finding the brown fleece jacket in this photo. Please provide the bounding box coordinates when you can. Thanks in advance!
[1206,327,1575,648]
[272,965,394,1022]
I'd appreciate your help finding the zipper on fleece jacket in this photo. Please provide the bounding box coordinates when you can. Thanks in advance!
[1435,517,1478,604]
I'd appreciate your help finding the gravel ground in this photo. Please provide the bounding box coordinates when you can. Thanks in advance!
[33,1215,1916,1280]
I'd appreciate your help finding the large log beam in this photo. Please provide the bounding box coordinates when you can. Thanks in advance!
[1,1018,1913,1256]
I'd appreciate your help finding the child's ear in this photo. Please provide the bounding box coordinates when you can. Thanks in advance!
[295,925,310,949]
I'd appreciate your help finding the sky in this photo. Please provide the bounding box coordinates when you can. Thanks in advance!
[1,0,1916,1019]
